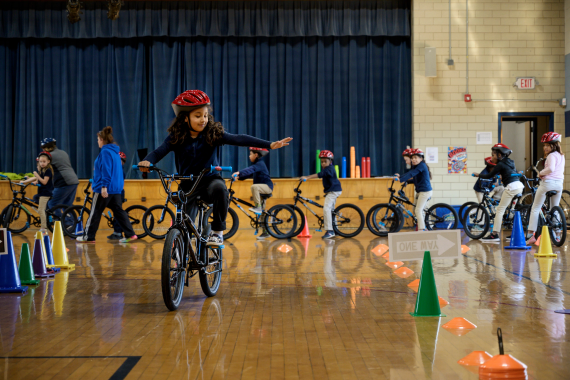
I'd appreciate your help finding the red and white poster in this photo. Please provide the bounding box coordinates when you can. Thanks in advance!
[448,147,467,174]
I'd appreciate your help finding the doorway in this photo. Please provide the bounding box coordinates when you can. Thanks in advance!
[498,112,554,175]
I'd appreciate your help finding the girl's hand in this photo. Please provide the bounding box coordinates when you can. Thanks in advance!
[232,172,239,180]
[137,161,151,173]
[270,137,293,150]
[472,172,479,177]
[33,171,39,177]
[101,188,109,198]
[300,176,308,181]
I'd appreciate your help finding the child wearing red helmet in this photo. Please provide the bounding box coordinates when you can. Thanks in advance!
[526,132,565,244]
[473,143,522,242]
[233,147,273,239]
[20,151,54,235]
[473,157,498,203]
[301,150,342,239]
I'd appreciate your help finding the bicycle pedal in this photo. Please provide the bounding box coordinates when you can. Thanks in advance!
[254,230,258,235]
[316,229,322,232]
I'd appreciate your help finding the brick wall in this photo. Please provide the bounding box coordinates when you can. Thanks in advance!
[413,0,566,205]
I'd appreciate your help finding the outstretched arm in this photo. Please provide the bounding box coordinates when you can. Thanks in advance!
[221,132,292,150]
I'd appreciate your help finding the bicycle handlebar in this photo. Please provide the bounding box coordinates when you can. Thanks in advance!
[210,165,232,173]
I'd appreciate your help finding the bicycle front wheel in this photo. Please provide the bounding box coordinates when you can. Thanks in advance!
[46,204,70,233]
[265,205,298,239]
[548,206,567,247]
[143,205,174,240]
[4,204,31,234]
[162,228,186,311]
[61,205,90,238]
[333,204,365,238]
[366,204,400,237]
[463,204,489,239]
[126,205,148,238]
[425,203,458,231]
[560,190,570,222]
[199,244,223,297]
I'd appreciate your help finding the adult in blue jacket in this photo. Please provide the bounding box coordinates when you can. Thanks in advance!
[78,127,136,243]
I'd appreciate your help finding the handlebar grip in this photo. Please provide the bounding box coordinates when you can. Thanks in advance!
[511,173,522,177]
[0,174,7,178]
[302,178,306,182]
[394,177,399,181]
[132,164,153,171]
[210,165,232,173]
[89,179,93,183]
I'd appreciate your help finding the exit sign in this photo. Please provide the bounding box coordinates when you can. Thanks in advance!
[514,77,536,90]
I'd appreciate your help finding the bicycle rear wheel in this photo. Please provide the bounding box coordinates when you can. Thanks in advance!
[4,204,31,233]
[560,190,570,222]
[333,204,365,238]
[425,203,458,231]
[199,244,223,297]
[458,202,477,225]
[548,206,566,247]
[46,204,70,233]
[61,205,90,238]
[463,204,489,239]
[125,205,148,238]
[265,205,298,238]
[162,228,186,311]
[366,204,400,237]
[206,207,239,240]
[142,205,173,240]
[287,205,305,237]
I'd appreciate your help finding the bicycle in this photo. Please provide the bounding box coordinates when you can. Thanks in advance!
[142,177,177,239]
[0,174,71,234]
[285,179,365,238]
[61,180,148,239]
[458,176,501,225]
[134,164,230,311]
[366,178,459,237]
[223,176,297,239]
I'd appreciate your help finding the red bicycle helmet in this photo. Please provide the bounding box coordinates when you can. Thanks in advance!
[171,90,211,116]
[250,147,269,157]
[319,150,334,159]
[410,148,424,157]
[119,151,126,160]
[492,143,512,157]
[541,132,561,143]
[484,156,496,166]
[402,148,412,157]
[36,151,52,161]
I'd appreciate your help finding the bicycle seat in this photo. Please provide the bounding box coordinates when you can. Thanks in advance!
[260,193,273,199]
[546,190,558,197]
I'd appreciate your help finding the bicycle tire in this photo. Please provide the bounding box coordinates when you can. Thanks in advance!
[366,203,400,237]
[162,228,186,310]
[287,205,305,237]
[560,190,570,222]
[125,205,148,238]
[0,206,7,227]
[208,207,239,240]
[142,205,171,239]
[463,204,490,239]
[333,204,365,238]
[425,203,459,231]
[198,244,223,297]
[519,193,534,206]
[548,205,566,247]
[4,204,31,233]
[46,204,69,233]
[265,205,298,239]
[458,201,477,225]
[61,205,90,238]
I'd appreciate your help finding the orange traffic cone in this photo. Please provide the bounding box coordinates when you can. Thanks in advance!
[297,216,312,238]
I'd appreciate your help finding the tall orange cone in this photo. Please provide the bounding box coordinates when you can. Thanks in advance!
[51,221,75,269]
[297,216,312,238]
[534,226,556,258]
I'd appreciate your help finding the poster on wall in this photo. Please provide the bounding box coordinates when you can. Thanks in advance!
[448,147,467,174]
[425,147,438,163]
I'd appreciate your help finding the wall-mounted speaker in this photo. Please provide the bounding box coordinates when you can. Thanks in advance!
[425,47,436,77]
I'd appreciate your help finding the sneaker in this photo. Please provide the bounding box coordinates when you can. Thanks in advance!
[107,232,123,240]
[322,231,335,239]
[526,233,536,245]
[207,233,224,246]
[76,235,95,243]
[249,207,263,215]
[256,231,270,240]
[119,235,138,243]
[481,232,500,242]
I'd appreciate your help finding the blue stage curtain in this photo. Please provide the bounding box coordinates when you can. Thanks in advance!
[0,1,410,39]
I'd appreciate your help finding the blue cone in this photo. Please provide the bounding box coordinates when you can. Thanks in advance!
[0,231,28,294]
[505,211,531,250]
[509,252,526,283]
[43,234,55,266]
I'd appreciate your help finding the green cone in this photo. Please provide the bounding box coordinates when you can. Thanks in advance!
[18,243,40,286]
[410,251,445,317]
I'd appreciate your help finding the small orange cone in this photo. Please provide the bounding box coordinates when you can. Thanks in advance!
[51,221,75,269]
[394,267,414,278]
[297,216,312,238]
[381,252,390,259]
[458,351,493,374]
[278,244,293,253]
[371,244,388,256]
[385,261,403,269]
[438,296,449,308]
[534,235,541,246]
[534,226,557,258]
[461,245,470,253]
[443,317,477,336]
[408,279,420,292]
[478,328,528,379]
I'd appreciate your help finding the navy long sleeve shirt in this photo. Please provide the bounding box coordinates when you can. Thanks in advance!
[398,161,432,192]
[144,131,272,177]
[318,165,342,193]
[239,160,273,190]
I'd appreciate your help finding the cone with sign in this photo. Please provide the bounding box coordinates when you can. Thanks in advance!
[297,216,312,238]
[534,226,557,258]
[410,251,445,317]
[505,211,531,250]
[18,243,39,286]
[0,231,28,293]
[32,238,54,278]
[51,221,75,269]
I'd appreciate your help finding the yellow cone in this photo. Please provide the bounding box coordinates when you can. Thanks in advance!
[51,221,75,269]
[537,258,554,284]
[35,231,53,268]
[534,226,557,258]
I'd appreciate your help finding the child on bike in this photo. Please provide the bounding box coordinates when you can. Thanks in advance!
[474,157,497,203]
[526,132,565,244]
[233,147,273,239]
[108,151,127,240]
[394,149,432,231]
[402,148,413,172]
[20,152,54,235]
[138,90,291,246]
[473,143,523,242]
[300,150,342,239]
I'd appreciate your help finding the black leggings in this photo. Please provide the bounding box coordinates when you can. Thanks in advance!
[180,176,229,232]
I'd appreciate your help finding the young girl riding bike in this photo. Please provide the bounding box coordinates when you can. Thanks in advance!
[20,151,54,235]
[138,90,292,246]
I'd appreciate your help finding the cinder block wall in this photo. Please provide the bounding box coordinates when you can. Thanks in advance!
[413,0,566,205]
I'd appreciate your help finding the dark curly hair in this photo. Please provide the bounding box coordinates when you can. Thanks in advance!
[167,106,224,146]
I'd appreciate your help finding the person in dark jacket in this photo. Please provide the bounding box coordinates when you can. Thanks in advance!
[77,127,136,243]
[108,151,128,240]
[233,147,273,239]
[138,90,292,246]
[473,157,497,203]
[473,143,523,242]
[395,149,432,231]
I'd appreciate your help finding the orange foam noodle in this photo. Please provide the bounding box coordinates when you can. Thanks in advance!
[394,267,414,278]
[355,166,361,179]
[461,245,470,253]
[385,261,403,269]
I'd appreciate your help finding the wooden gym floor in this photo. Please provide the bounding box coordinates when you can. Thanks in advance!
[1,228,569,379]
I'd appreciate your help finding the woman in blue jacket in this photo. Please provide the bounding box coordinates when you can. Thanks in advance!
[395,149,433,231]
[77,127,136,243]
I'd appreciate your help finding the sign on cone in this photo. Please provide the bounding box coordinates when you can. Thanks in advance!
[51,221,75,269]
[410,251,445,317]
[0,230,28,293]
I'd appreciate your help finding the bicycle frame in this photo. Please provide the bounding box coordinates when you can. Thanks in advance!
[387,179,418,225]
[292,180,326,228]
[1,177,52,227]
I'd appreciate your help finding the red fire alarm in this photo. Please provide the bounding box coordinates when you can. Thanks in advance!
[464,94,472,102]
